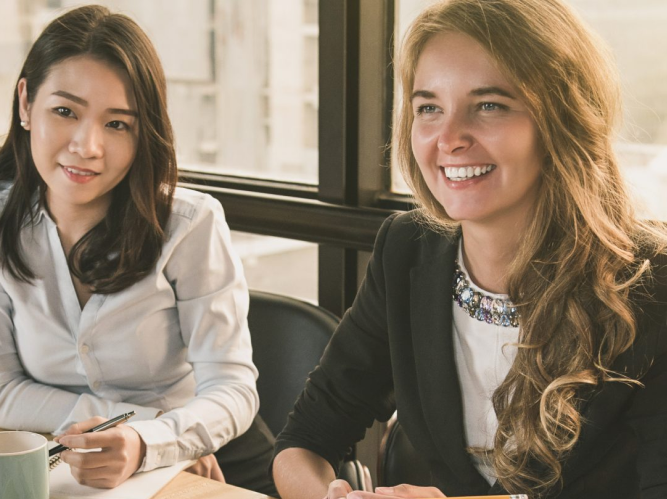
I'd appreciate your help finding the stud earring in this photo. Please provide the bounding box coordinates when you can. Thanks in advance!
[20,121,28,128]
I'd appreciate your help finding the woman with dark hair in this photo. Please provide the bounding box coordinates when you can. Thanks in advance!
[0,5,275,493]
[272,0,667,498]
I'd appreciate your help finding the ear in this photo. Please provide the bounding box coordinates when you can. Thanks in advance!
[17,78,31,130]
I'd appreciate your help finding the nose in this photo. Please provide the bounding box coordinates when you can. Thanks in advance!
[436,111,473,154]
[68,121,104,159]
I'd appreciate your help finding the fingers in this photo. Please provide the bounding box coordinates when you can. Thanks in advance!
[63,416,108,436]
[61,449,108,470]
[58,426,127,450]
[209,462,225,483]
[203,455,225,483]
[374,484,446,498]
[56,416,107,441]
[59,426,145,490]
[186,455,226,483]
[327,479,353,499]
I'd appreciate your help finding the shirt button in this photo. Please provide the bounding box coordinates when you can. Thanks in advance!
[80,345,90,354]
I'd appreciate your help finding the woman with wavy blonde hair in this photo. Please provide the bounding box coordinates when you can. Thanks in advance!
[272,0,667,498]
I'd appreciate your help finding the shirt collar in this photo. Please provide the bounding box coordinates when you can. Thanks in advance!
[29,190,53,226]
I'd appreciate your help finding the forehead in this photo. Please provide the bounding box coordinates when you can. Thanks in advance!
[37,55,136,108]
[413,32,512,90]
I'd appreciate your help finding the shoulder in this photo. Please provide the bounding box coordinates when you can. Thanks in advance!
[635,250,667,307]
[624,250,667,369]
[170,186,223,223]
[164,187,228,245]
[378,209,458,264]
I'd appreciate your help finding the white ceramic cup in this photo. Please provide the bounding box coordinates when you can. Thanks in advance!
[0,431,49,499]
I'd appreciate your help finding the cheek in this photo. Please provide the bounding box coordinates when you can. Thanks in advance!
[109,137,138,173]
[490,120,542,169]
[411,123,437,162]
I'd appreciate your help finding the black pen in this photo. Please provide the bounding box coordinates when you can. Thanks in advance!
[49,410,136,457]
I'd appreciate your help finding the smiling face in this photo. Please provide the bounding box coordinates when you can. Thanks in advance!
[18,55,139,218]
[410,32,543,229]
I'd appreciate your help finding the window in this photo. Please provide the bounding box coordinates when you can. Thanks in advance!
[0,0,330,303]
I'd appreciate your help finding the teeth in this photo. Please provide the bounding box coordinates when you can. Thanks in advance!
[444,164,495,181]
[65,167,96,176]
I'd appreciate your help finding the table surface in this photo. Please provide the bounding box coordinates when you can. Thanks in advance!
[153,472,270,499]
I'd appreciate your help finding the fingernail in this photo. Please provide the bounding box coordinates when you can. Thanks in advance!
[375,487,394,494]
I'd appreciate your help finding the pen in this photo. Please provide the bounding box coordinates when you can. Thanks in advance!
[48,410,136,457]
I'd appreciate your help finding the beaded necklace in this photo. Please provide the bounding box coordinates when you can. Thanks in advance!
[452,260,520,327]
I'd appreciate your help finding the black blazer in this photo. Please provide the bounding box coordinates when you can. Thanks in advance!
[274,212,667,498]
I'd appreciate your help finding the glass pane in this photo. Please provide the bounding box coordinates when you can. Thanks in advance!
[231,232,318,304]
[392,0,667,220]
[0,0,318,184]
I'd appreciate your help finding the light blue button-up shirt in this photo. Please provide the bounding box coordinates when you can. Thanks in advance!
[0,186,259,471]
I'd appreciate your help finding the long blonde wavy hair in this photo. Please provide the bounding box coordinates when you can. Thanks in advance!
[395,0,666,494]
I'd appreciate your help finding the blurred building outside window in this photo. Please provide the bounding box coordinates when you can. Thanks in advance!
[393,0,667,222]
[0,0,319,303]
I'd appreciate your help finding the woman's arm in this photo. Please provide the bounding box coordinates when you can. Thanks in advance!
[126,193,259,472]
[273,448,336,499]
[272,213,400,497]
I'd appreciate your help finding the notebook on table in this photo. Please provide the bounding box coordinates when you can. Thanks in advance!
[48,442,195,499]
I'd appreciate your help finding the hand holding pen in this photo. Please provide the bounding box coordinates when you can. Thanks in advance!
[54,411,147,489]
[50,410,136,456]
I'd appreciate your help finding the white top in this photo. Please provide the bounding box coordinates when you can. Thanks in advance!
[0,185,259,472]
[452,243,519,485]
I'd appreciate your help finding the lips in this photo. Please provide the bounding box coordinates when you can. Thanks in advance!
[443,164,496,181]
[61,165,99,176]
[60,164,100,184]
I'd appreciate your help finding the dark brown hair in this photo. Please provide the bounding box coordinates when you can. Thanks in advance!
[0,5,177,293]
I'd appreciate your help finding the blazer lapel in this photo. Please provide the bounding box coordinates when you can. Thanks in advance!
[409,239,488,488]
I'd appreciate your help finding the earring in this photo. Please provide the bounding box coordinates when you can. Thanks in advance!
[20,121,28,128]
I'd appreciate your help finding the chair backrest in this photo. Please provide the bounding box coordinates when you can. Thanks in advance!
[248,290,339,437]
[377,413,431,487]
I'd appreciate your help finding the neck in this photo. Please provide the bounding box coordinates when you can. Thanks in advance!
[46,192,110,254]
[460,221,525,295]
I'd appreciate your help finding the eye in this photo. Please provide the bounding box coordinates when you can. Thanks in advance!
[478,102,508,112]
[53,106,75,118]
[415,104,439,116]
[106,120,130,131]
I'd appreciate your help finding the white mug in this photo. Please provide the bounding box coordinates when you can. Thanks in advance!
[0,431,49,499]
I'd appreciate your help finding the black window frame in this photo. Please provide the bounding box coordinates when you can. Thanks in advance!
[180,0,413,318]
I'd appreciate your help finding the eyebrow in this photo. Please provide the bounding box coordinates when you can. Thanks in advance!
[469,86,516,99]
[410,86,517,102]
[410,90,436,102]
[51,90,138,117]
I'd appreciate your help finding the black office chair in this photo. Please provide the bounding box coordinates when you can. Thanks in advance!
[377,413,431,486]
[248,290,371,491]
[248,290,339,438]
